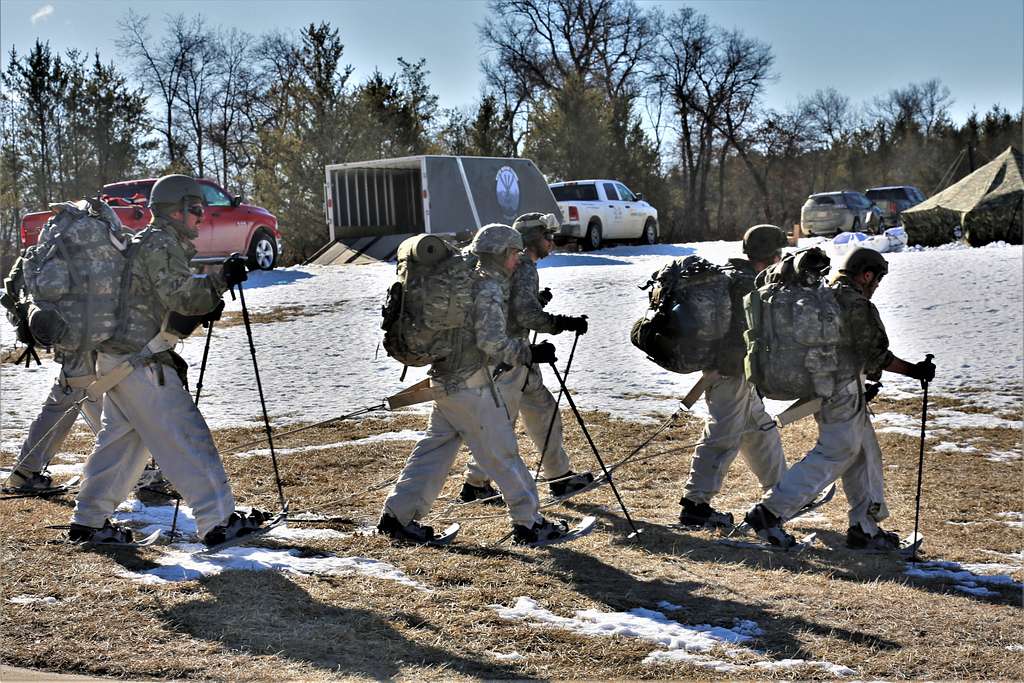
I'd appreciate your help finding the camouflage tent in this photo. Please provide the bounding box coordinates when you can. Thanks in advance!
[902,146,1023,247]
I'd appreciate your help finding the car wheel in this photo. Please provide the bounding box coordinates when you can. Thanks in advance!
[641,219,658,245]
[583,222,602,251]
[248,230,277,270]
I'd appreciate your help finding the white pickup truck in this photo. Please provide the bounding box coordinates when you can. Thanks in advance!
[549,179,659,250]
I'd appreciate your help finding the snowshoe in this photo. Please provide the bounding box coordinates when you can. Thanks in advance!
[68,519,135,545]
[459,481,504,506]
[548,471,595,498]
[202,508,274,548]
[846,524,902,551]
[678,497,734,529]
[2,474,81,499]
[744,504,796,549]
[513,516,597,547]
[377,513,460,546]
[4,469,53,493]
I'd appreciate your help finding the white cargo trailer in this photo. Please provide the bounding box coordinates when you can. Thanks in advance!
[312,155,563,264]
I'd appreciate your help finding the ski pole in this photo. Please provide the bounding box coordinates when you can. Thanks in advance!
[547,362,642,537]
[910,353,933,562]
[234,281,287,513]
[533,330,581,481]
[193,319,215,405]
[223,403,387,455]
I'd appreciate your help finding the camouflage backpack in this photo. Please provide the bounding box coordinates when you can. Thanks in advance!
[381,234,477,367]
[630,255,732,374]
[743,247,843,400]
[20,198,131,353]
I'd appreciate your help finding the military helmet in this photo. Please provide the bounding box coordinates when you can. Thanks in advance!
[149,174,203,207]
[742,224,788,259]
[513,212,559,244]
[838,247,889,277]
[470,223,524,254]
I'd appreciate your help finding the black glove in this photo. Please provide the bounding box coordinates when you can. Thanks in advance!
[166,300,225,337]
[538,287,553,307]
[530,341,557,365]
[864,381,882,403]
[553,314,588,335]
[908,357,936,383]
[204,299,225,325]
[15,314,34,346]
[221,253,248,288]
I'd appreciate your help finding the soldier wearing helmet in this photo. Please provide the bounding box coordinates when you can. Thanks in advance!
[380,223,575,545]
[677,224,788,529]
[70,174,265,547]
[461,213,594,506]
[746,247,936,551]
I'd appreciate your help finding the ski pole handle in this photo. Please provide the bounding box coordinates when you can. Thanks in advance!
[921,352,934,390]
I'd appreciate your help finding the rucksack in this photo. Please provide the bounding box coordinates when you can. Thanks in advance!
[20,198,131,353]
[381,234,477,367]
[630,255,732,374]
[743,247,843,400]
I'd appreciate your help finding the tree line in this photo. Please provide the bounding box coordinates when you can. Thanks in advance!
[2,0,1020,265]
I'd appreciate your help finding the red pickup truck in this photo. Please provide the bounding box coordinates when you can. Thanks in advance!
[20,178,283,270]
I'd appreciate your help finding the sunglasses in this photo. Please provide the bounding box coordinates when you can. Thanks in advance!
[187,205,205,218]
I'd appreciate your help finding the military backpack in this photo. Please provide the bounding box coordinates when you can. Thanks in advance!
[630,255,732,374]
[19,198,132,353]
[743,247,844,400]
[381,234,477,367]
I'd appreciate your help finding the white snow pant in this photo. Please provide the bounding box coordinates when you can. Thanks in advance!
[383,372,543,528]
[682,374,786,504]
[16,352,102,473]
[464,364,572,486]
[73,352,235,537]
[761,380,889,534]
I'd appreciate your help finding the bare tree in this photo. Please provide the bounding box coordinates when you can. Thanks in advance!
[208,28,259,189]
[117,10,203,166]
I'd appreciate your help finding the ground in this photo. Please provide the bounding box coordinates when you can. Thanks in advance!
[1,391,1021,680]
[1,239,1020,679]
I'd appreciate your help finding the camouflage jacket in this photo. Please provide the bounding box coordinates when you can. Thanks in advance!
[831,275,894,381]
[715,258,758,377]
[508,253,558,340]
[102,217,227,357]
[429,261,531,388]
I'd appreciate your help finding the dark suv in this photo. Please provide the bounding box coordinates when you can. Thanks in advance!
[865,186,926,227]
[800,191,883,236]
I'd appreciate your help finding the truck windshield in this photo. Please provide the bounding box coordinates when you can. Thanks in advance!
[102,181,154,201]
[551,184,598,201]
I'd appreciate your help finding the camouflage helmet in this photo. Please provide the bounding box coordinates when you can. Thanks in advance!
[838,247,889,277]
[149,174,203,207]
[470,223,524,255]
[742,224,788,259]
[512,212,559,244]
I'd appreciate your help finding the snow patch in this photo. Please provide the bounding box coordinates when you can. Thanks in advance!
[996,512,1023,528]
[486,651,525,662]
[985,449,1022,463]
[493,596,852,676]
[8,595,58,605]
[932,441,978,453]
[904,559,1023,596]
[235,430,425,458]
[121,544,427,590]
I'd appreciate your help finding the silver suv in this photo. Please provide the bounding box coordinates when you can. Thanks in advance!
[865,185,925,227]
[800,191,883,236]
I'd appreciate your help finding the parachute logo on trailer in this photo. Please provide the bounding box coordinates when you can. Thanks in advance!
[495,166,520,218]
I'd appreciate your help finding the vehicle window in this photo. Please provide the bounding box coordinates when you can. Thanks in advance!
[848,193,868,208]
[867,188,908,202]
[102,182,153,201]
[911,188,925,202]
[810,195,836,206]
[615,183,636,202]
[551,184,598,201]
[201,183,231,207]
[603,183,620,201]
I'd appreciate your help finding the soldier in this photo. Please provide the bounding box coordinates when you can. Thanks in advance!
[744,248,936,550]
[1,262,101,491]
[69,174,264,546]
[379,224,571,545]
[678,225,789,528]
[460,212,593,505]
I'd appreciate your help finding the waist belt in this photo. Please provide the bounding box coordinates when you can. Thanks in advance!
[84,331,179,402]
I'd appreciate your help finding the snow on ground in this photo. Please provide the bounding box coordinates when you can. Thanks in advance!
[904,560,1023,598]
[2,240,1020,440]
[235,429,425,458]
[7,595,58,606]
[493,596,855,677]
[110,499,425,589]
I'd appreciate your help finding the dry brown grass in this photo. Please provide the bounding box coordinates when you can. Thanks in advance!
[1,393,1021,680]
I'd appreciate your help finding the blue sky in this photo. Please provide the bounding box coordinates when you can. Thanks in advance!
[1,0,1021,124]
